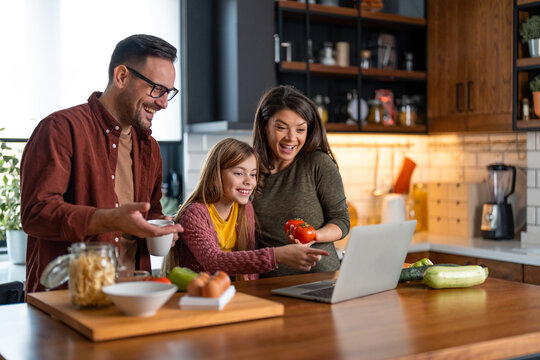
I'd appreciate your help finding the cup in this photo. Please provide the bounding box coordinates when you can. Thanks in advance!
[336,41,350,67]
[146,219,175,256]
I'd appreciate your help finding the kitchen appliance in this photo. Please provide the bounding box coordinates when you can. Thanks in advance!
[481,163,516,240]
[381,194,407,223]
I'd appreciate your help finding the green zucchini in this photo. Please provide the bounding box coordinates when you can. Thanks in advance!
[399,264,459,283]
[423,265,488,289]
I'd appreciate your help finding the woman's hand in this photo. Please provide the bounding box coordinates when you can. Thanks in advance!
[274,244,328,272]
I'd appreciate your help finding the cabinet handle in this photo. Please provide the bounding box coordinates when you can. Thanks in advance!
[456,83,463,112]
[467,81,473,111]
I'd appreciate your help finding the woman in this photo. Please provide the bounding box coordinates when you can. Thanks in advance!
[162,138,328,280]
[252,85,350,277]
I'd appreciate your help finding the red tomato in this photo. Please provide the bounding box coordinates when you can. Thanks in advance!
[292,223,316,244]
[149,277,172,284]
[284,218,304,234]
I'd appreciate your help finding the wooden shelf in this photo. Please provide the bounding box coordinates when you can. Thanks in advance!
[360,10,426,26]
[361,68,426,80]
[281,61,307,72]
[325,123,359,132]
[276,1,425,26]
[310,4,358,17]
[310,63,359,76]
[360,124,427,133]
[517,57,540,69]
[517,0,540,7]
[516,119,540,129]
[276,1,306,11]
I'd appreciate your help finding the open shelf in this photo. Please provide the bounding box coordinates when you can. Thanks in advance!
[310,63,359,77]
[517,0,540,8]
[360,10,426,26]
[325,123,359,132]
[517,57,540,69]
[516,119,540,129]
[361,68,426,81]
[360,124,427,133]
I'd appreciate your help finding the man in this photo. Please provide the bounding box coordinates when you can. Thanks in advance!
[20,34,183,293]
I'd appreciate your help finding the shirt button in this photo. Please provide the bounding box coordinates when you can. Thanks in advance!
[115,203,119,208]
[112,144,117,149]
[114,237,119,243]
[112,175,115,180]
[115,126,120,131]
[106,129,110,134]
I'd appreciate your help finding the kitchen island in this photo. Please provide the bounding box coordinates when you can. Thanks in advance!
[3,272,540,359]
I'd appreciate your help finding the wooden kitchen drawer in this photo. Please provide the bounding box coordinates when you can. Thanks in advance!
[476,258,523,282]
[432,252,476,266]
[523,265,540,285]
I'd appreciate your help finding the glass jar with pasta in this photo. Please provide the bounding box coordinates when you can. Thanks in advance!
[40,242,117,309]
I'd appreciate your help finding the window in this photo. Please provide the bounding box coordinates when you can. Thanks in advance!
[0,0,181,141]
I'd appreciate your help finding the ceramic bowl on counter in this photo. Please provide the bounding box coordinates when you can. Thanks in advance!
[102,281,177,317]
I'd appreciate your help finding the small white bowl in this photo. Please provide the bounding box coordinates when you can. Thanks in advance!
[102,281,177,317]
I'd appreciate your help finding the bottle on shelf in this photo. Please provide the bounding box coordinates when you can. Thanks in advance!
[523,98,530,121]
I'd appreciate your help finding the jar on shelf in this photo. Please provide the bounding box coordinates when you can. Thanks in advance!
[313,94,330,124]
[367,99,383,124]
[360,50,371,69]
[398,98,417,126]
[41,242,117,309]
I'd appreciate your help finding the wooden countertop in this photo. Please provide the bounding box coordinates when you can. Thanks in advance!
[3,273,540,359]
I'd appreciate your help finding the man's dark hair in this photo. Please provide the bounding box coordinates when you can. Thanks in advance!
[108,34,177,82]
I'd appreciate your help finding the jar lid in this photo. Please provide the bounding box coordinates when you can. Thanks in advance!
[40,253,72,289]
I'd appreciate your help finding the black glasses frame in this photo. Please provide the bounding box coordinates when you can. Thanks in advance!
[125,66,179,101]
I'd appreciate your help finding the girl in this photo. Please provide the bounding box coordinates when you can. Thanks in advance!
[162,138,327,279]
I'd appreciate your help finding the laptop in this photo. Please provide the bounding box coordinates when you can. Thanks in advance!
[271,220,416,304]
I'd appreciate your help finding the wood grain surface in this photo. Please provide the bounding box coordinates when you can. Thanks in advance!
[3,273,540,359]
[26,290,284,341]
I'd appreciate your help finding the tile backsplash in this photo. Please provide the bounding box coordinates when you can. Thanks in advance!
[184,131,528,235]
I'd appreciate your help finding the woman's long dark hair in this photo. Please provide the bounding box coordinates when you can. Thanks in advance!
[252,85,337,192]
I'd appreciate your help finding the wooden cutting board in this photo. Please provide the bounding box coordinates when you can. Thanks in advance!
[27,290,284,341]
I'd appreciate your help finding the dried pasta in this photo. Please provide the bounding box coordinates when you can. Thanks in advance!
[69,250,116,308]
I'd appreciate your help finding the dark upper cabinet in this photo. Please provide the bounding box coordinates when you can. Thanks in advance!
[186,0,276,131]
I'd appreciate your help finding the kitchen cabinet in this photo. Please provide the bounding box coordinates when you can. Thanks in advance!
[275,1,427,134]
[427,0,513,133]
[524,264,540,284]
[514,0,540,131]
[186,0,276,131]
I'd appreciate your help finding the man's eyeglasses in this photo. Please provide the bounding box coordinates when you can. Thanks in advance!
[126,66,179,101]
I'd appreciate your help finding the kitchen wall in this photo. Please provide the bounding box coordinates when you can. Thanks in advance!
[524,132,540,246]
[185,131,528,236]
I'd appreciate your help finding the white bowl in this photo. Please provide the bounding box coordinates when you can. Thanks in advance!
[102,281,177,317]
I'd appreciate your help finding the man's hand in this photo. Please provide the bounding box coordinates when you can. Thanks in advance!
[87,202,184,240]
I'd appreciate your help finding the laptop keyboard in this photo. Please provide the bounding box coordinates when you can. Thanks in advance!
[301,286,334,299]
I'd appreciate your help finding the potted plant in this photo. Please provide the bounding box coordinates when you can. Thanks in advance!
[530,75,540,118]
[520,15,540,57]
[0,129,26,265]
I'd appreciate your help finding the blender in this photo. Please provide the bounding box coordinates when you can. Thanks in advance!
[481,163,516,240]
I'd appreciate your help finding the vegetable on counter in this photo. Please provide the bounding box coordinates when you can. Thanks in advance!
[423,265,489,289]
[409,258,433,267]
[167,266,199,292]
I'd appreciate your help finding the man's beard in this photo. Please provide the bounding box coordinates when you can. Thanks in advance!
[116,91,147,130]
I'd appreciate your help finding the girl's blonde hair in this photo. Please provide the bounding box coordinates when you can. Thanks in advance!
[162,138,259,275]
